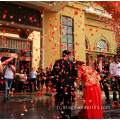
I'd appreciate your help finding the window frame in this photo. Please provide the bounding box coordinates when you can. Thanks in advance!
[95,8,103,14]
[97,40,108,52]
[62,16,74,61]
[85,6,89,10]
[85,39,88,49]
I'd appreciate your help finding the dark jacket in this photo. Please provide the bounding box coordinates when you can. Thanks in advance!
[94,61,109,77]
[53,58,77,90]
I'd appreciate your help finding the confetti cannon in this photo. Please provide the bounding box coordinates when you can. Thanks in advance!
[0,54,17,65]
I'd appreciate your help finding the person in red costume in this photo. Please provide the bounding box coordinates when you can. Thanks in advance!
[77,61,103,119]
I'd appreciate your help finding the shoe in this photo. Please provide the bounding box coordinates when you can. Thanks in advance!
[7,98,9,100]
[66,115,71,119]
[4,99,7,102]
[41,93,44,95]
[106,99,110,104]
[107,100,110,104]
[47,94,52,96]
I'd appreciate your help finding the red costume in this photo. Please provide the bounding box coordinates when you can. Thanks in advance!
[78,64,103,119]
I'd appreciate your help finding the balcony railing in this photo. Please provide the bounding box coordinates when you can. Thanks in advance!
[0,35,32,51]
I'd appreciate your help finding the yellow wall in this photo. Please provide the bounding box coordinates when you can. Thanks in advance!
[44,5,85,68]
[85,18,116,52]
[28,31,40,70]
[0,1,116,70]
[0,31,41,71]
[44,1,116,67]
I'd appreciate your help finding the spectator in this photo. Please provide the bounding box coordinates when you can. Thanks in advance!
[37,68,41,92]
[94,54,110,104]
[109,54,120,104]
[29,67,37,92]
[3,61,15,102]
[23,71,28,93]
[38,68,45,95]
[45,67,52,96]
[19,70,25,93]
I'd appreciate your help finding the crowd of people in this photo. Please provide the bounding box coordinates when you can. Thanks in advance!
[28,66,54,96]
[94,54,120,105]
[0,50,120,118]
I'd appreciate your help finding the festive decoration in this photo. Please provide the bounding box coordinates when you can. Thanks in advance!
[1,54,17,65]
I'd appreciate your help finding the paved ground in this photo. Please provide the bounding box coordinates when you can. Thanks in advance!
[0,90,120,119]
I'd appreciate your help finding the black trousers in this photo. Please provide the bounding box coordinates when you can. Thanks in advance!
[20,81,28,92]
[20,81,24,91]
[55,88,72,118]
[30,78,36,92]
[113,76,120,102]
[99,80,103,88]
[100,76,110,102]
[103,81,110,102]
[72,87,75,102]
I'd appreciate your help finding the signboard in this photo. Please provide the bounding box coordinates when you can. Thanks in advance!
[2,52,11,57]
[1,52,18,58]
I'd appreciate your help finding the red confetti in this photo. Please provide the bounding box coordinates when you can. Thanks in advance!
[3,14,6,19]
[36,93,40,97]
[21,113,24,117]
[74,11,78,15]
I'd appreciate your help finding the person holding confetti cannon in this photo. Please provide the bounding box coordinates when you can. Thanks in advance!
[1,54,16,102]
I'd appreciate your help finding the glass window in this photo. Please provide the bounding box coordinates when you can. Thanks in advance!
[85,6,89,10]
[96,9,102,14]
[26,51,31,57]
[62,16,67,25]
[97,40,108,51]
[62,16,74,61]
[67,18,72,26]
[69,52,74,61]
[62,35,67,43]
[68,27,72,34]
[62,25,67,34]
[68,35,73,44]
[68,44,73,51]
[62,43,67,51]
[15,50,21,54]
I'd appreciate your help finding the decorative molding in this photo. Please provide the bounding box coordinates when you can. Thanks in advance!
[94,35,112,52]
[0,35,32,51]
[0,20,43,32]
[86,7,112,19]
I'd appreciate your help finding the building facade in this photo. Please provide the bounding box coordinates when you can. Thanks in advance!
[44,1,116,67]
[0,1,117,71]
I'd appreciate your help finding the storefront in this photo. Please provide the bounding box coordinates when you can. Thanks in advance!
[0,1,43,92]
